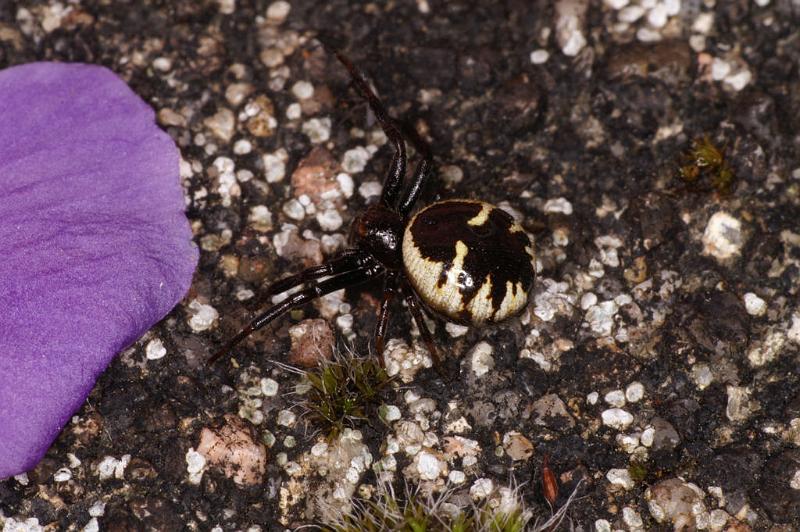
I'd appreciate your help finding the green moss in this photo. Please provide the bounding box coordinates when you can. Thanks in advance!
[628,462,647,482]
[678,136,735,194]
[304,352,392,439]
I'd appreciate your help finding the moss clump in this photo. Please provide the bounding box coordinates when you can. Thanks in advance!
[678,136,735,194]
[304,351,392,439]
[323,489,528,532]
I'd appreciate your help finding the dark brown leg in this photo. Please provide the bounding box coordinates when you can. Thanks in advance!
[334,51,407,209]
[404,290,444,372]
[251,250,368,305]
[398,124,433,217]
[209,266,380,364]
[374,271,399,356]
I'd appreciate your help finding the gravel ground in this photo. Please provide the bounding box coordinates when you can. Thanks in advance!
[2,0,800,530]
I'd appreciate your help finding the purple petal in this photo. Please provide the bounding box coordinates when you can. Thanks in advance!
[0,63,197,478]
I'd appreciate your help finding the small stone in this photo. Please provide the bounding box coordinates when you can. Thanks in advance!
[277,409,296,427]
[187,300,218,332]
[587,391,599,405]
[607,468,635,490]
[604,0,628,8]
[543,197,573,215]
[383,339,432,383]
[625,382,645,402]
[145,339,167,360]
[196,415,267,486]
[691,363,713,390]
[602,408,634,430]
[640,427,655,447]
[380,404,402,422]
[248,205,273,232]
[53,467,72,482]
[185,448,206,484]
[448,470,466,484]
[622,507,644,529]
[445,322,469,337]
[263,150,287,183]
[97,454,130,480]
[287,319,334,368]
[646,3,668,28]
[743,293,766,317]
[342,146,372,174]
[302,117,331,144]
[470,478,494,498]
[316,208,343,232]
[646,478,707,530]
[604,389,626,408]
[260,378,278,396]
[469,341,494,377]
[530,49,550,64]
[502,431,534,461]
[358,180,382,200]
[594,519,612,532]
[291,80,314,100]
[416,450,445,480]
[266,0,291,23]
[619,5,645,22]
[204,108,236,143]
[726,386,756,422]
[233,139,252,155]
[225,82,254,107]
[531,394,575,429]
[585,301,618,336]
[283,198,305,220]
[555,0,588,56]
[702,212,744,261]
[649,417,681,451]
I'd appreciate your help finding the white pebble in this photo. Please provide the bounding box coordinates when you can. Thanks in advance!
[145,339,167,360]
[470,341,495,377]
[711,58,731,81]
[587,391,599,405]
[448,470,466,484]
[260,378,279,396]
[446,322,469,337]
[470,478,494,498]
[97,455,130,480]
[316,209,343,231]
[743,293,767,316]
[286,102,302,120]
[53,468,72,482]
[604,0,629,9]
[311,442,329,456]
[263,150,287,183]
[266,0,291,22]
[233,139,252,155]
[580,292,598,310]
[283,199,306,220]
[291,81,314,100]
[725,69,752,92]
[702,211,743,260]
[640,426,655,447]
[277,409,296,427]
[647,4,668,28]
[664,0,680,16]
[619,5,645,22]
[185,448,206,484]
[623,507,644,529]
[529,49,550,64]
[302,117,331,144]
[602,408,634,430]
[358,180,382,200]
[416,451,444,480]
[342,146,372,173]
[543,197,573,215]
[790,469,800,489]
[381,404,402,422]
[692,13,714,34]
[604,390,626,408]
[625,382,645,402]
[153,57,172,72]
[595,519,612,532]
[607,468,635,490]
[187,300,219,332]
[336,173,354,198]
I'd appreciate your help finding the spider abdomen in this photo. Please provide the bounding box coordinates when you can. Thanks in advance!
[402,200,536,325]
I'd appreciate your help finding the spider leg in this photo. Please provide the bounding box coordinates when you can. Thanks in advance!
[334,51,407,209]
[209,265,380,364]
[249,250,369,308]
[403,287,444,372]
[374,270,400,356]
[397,123,433,217]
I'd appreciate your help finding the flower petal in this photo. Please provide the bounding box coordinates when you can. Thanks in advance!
[0,63,197,478]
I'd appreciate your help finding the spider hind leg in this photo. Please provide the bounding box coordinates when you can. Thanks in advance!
[209,258,379,365]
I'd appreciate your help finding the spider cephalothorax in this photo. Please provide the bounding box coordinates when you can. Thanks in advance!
[210,51,536,368]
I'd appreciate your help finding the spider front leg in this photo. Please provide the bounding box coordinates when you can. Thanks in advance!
[374,270,400,357]
[209,262,379,364]
[334,51,407,209]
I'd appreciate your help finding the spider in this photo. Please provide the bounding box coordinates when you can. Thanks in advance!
[210,51,536,367]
